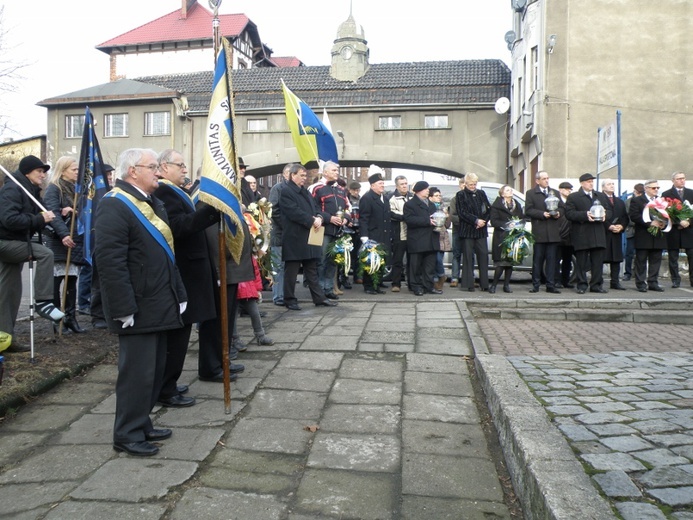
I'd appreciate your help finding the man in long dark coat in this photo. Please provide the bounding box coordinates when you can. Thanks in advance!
[662,171,693,288]
[565,173,612,294]
[403,181,440,295]
[280,163,336,310]
[154,149,219,406]
[358,167,392,294]
[629,179,667,292]
[600,178,629,290]
[95,148,187,457]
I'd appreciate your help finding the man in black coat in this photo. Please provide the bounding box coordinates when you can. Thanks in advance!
[565,173,612,294]
[0,155,65,352]
[268,164,292,306]
[95,148,187,457]
[358,167,392,294]
[456,172,491,292]
[280,163,336,310]
[404,181,440,295]
[154,149,219,407]
[554,181,574,289]
[629,179,668,292]
[524,170,562,294]
[662,171,693,288]
[600,179,629,290]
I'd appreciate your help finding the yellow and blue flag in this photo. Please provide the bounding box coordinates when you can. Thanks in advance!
[199,38,245,263]
[282,80,338,165]
[76,106,109,265]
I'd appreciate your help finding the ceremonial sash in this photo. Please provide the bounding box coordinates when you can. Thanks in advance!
[158,179,196,210]
[105,188,175,262]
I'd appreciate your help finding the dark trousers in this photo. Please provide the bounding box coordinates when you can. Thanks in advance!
[451,234,462,281]
[634,249,663,289]
[532,242,558,289]
[574,248,605,291]
[78,263,92,310]
[90,262,105,323]
[390,239,408,287]
[198,284,238,379]
[159,324,193,400]
[668,248,693,285]
[409,251,436,292]
[284,259,325,304]
[554,245,574,286]
[623,237,635,276]
[114,332,167,443]
[607,262,621,285]
[461,237,489,290]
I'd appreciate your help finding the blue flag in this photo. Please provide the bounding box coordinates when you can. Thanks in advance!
[76,107,109,265]
[199,38,245,263]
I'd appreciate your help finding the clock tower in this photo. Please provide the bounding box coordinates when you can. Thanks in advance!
[330,9,369,82]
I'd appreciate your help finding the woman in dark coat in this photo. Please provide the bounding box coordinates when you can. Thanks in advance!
[404,182,439,295]
[489,185,524,293]
[280,163,335,310]
[44,156,85,332]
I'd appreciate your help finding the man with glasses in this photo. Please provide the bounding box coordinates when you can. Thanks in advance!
[628,179,667,292]
[662,171,693,288]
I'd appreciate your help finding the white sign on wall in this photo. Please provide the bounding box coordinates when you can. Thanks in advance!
[597,120,618,174]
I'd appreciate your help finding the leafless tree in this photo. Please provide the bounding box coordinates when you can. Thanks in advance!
[0,6,28,136]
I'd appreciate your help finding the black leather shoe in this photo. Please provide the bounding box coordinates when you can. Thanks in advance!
[503,286,513,293]
[611,284,626,290]
[230,363,245,373]
[577,288,586,294]
[177,384,189,394]
[426,288,443,294]
[622,275,632,281]
[636,287,648,293]
[199,373,238,383]
[467,288,475,292]
[590,288,608,293]
[92,319,108,329]
[274,300,285,306]
[324,292,340,300]
[414,289,424,296]
[529,287,539,293]
[113,441,159,456]
[365,289,379,295]
[648,285,664,292]
[672,281,681,288]
[564,283,575,289]
[286,303,302,311]
[546,287,561,294]
[145,428,172,441]
[315,300,338,307]
[488,286,496,294]
[158,395,196,408]
[342,280,352,289]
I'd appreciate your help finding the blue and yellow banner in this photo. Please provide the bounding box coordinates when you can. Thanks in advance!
[281,80,338,166]
[199,37,245,263]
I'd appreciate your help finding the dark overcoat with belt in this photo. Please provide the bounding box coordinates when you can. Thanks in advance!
[490,197,524,262]
[603,194,629,262]
[662,186,693,250]
[629,194,668,250]
[280,180,329,262]
[524,186,562,243]
[94,180,187,335]
[403,195,439,254]
[43,181,85,265]
[154,182,219,325]
[565,190,612,251]
[359,189,392,256]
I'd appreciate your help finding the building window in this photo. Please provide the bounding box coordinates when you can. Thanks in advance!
[531,46,539,92]
[144,111,171,136]
[378,116,401,130]
[424,115,448,128]
[104,113,128,137]
[65,115,85,138]
[247,119,268,132]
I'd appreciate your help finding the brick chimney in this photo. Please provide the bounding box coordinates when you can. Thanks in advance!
[181,0,197,19]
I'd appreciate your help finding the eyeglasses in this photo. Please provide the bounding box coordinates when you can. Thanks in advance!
[165,162,187,169]
[135,164,159,171]
[647,186,660,190]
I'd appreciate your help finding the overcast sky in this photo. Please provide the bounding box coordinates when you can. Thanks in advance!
[1,0,511,139]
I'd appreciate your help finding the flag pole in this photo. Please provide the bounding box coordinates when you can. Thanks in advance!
[58,190,80,337]
[211,1,233,415]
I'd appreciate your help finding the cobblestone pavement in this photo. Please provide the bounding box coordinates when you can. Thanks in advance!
[478,314,693,520]
[0,301,515,520]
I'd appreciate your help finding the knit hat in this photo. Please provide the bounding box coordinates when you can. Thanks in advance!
[412,181,429,193]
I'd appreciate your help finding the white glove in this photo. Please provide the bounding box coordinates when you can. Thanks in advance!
[179,302,188,315]
[116,315,135,328]
[360,236,369,244]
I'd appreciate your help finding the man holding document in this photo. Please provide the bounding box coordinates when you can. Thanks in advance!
[279,163,338,311]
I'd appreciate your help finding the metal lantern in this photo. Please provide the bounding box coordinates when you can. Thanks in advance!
[545,191,559,216]
[432,209,447,232]
[590,198,605,221]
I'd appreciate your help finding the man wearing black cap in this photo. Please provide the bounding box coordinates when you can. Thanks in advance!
[359,166,392,294]
[554,181,574,288]
[0,155,66,351]
[404,181,440,295]
[238,157,255,207]
[565,173,612,294]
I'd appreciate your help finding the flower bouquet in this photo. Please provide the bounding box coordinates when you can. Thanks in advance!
[664,197,693,226]
[357,239,388,287]
[327,235,354,275]
[642,197,672,236]
[500,218,535,265]
[244,198,274,280]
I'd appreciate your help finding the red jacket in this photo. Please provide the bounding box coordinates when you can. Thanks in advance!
[237,256,263,300]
